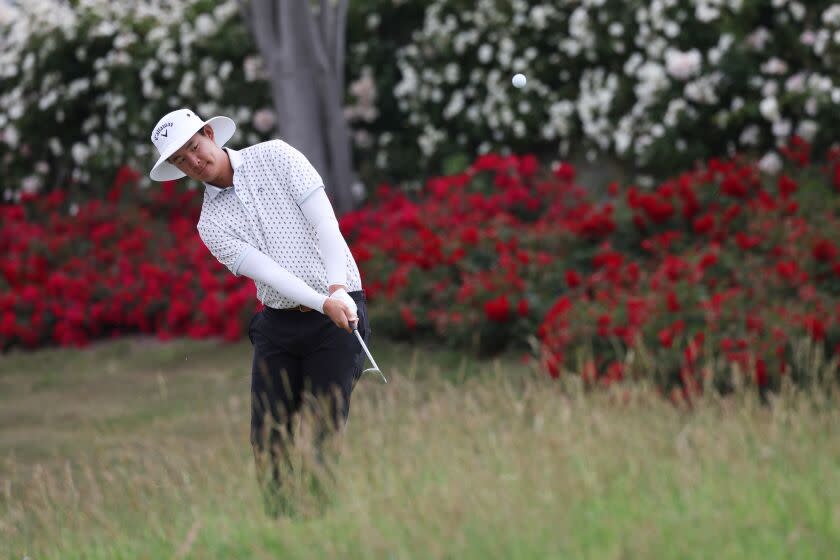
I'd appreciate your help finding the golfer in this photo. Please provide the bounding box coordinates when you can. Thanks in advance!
[148,108,371,515]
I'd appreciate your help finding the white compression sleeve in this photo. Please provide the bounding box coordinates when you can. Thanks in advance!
[299,187,348,287]
[237,247,329,313]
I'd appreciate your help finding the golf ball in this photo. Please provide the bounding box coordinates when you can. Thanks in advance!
[512,73,527,88]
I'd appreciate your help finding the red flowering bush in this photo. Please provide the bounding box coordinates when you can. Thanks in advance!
[2,137,839,399]
[340,138,840,393]
[0,167,258,350]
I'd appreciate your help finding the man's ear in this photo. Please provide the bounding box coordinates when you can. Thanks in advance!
[204,125,215,142]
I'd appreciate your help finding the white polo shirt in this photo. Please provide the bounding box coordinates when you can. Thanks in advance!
[196,139,362,309]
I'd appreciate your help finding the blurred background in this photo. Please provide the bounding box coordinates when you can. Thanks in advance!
[2,1,840,557]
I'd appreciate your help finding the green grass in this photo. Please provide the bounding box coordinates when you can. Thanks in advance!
[1,335,839,559]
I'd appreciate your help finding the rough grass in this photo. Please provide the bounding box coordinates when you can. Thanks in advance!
[1,336,839,559]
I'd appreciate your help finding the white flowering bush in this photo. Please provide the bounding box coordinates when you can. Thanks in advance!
[4,0,840,199]
[0,0,275,200]
[349,0,840,184]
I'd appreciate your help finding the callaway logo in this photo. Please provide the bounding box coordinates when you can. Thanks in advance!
[153,121,173,142]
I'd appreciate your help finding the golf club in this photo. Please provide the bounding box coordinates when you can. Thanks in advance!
[351,319,387,383]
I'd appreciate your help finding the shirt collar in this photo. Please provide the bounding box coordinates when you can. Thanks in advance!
[204,146,242,201]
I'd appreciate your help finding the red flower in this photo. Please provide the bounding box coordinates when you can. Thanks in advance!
[400,306,417,330]
[735,232,762,250]
[658,326,675,348]
[755,358,768,387]
[565,269,582,288]
[812,239,837,262]
[804,315,826,341]
[721,175,748,198]
[517,299,529,317]
[666,291,680,312]
[692,214,714,234]
[637,193,674,224]
[778,175,797,198]
[484,295,511,322]
[597,314,611,336]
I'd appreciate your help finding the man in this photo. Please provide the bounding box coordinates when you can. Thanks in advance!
[148,108,372,515]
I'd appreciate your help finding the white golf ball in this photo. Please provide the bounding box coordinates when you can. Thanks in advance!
[512,73,527,88]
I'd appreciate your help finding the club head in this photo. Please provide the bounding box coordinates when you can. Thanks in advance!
[363,366,387,383]
[352,323,387,383]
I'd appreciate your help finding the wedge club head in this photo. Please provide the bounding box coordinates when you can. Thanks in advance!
[351,320,387,383]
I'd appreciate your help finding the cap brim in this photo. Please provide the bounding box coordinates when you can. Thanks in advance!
[149,115,237,181]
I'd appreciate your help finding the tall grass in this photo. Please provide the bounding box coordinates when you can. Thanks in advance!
[1,339,839,559]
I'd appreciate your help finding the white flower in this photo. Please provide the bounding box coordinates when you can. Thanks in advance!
[822,5,840,26]
[801,30,816,46]
[665,48,702,80]
[758,151,782,174]
[761,58,788,75]
[796,120,818,141]
[252,108,276,133]
[2,126,19,148]
[696,4,720,22]
[205,76,223,98]
[71,143,90,164]
[219,61,233,80]
[478,44,493,64]
[530,6,549,29]
[772,119,791,137]
[444,63,460,84]
[761,80,779,98]
[21,175,41,194]
[8,102,23,120]
[739,125,760,146]
[443,91,465,119]
[49,138,62,155]
[760,96,780,121]
[195,14,214,36]
[747,28,771,50]
[350,180,366,201]
[785,73,806,93]
[243,55,264,82]
[366,13,380,30]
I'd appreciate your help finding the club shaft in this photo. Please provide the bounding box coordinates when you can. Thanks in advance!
[354,329,381,372]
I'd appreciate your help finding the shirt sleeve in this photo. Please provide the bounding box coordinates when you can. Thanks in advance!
[196,219,253,276]
[271,140,325,206]
[299,188,348,287]
[237,247,328,313]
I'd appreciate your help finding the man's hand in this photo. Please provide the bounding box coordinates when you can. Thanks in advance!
[329,287,358,319]
[323,297,356,333]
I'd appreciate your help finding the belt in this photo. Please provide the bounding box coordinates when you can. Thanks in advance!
[266,290,365,314]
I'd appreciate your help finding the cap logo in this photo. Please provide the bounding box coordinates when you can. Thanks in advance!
[153,121,173,143]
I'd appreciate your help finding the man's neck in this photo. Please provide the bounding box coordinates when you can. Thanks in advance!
[208,148,235,188]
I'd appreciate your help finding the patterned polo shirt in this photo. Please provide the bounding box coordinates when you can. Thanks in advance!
[196,139,363,309]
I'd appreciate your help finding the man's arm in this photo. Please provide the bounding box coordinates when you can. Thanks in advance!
[237,248,328,312]
[197,219,328,312]
[299,187,349,295]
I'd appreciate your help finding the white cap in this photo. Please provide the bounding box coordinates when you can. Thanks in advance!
[148,108,236,181]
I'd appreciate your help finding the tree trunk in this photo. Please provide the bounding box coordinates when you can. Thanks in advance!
[238,0,356,214]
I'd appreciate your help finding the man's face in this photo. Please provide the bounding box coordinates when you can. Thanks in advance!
[167,127,221,182]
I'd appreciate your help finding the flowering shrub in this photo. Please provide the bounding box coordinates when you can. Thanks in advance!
[7,0,840,206]
[351,0,840,186]
[0,0,274,200]
[0,168,257,350]
[340,136,840,392]
[1,135,838,397]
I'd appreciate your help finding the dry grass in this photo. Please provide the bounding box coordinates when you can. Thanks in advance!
[1,337,839,559]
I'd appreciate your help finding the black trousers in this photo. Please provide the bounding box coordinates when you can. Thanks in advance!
[247,290,371,487]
